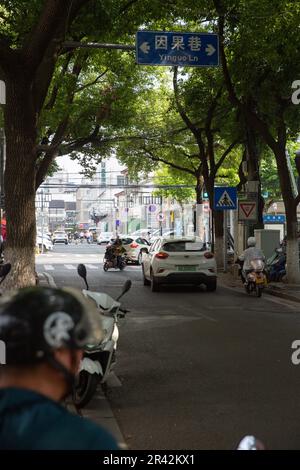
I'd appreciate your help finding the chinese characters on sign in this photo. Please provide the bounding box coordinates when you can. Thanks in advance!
[154,34,201,52]
[136,31,219,67]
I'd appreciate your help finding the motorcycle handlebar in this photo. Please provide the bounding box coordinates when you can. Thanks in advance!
[119,307,130,314]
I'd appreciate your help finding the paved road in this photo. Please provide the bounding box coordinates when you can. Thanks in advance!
[37,244,300,450]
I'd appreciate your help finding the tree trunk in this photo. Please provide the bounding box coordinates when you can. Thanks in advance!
[3,78,37,288]
[273,148,300,283]
[194,178,203,237]
[285,199,299,284]
[214,210,224,268]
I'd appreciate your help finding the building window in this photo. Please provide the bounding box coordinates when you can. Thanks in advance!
[117,175,125,186]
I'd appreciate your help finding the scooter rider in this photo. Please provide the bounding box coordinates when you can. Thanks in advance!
[112,237,126,268]
[0,286,119,450]
[238,236,265,283]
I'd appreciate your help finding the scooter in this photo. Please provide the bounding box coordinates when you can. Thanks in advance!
[244,259,267,298]
[103,253,126,271]
[72,263,131,409]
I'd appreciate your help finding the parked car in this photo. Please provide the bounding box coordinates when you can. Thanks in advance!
[149,229,175,242]
[52,230,68,244]
[109,235,151,264]
[141,237,217,292]
[130,228,152,239]
[36,233,53,252]
[97,231,114,244]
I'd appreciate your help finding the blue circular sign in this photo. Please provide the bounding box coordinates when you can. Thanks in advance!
[148,204,157,213]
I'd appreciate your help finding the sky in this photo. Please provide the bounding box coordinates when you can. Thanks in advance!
[58,155,82,174]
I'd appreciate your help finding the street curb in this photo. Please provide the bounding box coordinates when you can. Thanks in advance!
[219,278,300,304]
[82,389,127,449]
[264,288,300,304]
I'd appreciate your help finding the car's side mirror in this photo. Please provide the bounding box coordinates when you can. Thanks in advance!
[141,248,149,254]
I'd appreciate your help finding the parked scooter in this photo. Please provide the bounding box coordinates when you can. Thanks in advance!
[266,247,286,282]
[72,263,131,408]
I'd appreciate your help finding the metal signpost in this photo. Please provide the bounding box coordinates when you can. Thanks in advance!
[136,31,219,67]
[157,211,164,236]
[214,187,238,272]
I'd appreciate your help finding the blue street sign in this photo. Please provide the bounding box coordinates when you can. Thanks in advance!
[148,204,157,213]
[136,31,219,67]
[116,219,121,227]
[214,187,237,210]
[263,214,286,224]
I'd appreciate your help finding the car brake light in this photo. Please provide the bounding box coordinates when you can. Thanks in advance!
[130,242,138,248]
[204,252,214,259]
[155,252,169,259]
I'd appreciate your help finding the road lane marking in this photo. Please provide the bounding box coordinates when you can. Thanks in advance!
[65,264,76,270]
[44,265,54,270]
[85,264,99,269]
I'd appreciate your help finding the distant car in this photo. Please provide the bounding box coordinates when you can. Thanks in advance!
[52,231,68,244]
[141,237,217,292]
[109,235,151,265]
[97,232,114,244]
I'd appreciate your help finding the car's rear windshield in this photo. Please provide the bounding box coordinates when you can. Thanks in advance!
[163,241,205,252]
[54,232,65,235]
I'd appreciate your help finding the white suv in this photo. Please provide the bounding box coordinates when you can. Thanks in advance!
[141,237,217,292]
[52,231,68,244]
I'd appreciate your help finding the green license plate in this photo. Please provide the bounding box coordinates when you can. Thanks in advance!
[177,265,197,272]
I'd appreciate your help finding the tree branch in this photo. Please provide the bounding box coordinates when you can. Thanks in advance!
[141,146,196,176]
[76,69,108,93]
[215,139,239,174]
[23,0,91,74]
[44,53,73,110]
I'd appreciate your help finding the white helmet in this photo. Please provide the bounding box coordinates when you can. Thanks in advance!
[247,236,256,247]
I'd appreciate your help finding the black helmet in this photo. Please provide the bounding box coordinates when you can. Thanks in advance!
[0,286,103,366]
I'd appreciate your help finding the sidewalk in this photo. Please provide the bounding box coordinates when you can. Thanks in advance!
[38,272,127,449]
[219,270,300,304]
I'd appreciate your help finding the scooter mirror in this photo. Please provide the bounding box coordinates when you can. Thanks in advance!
[122,279,132,294]
[77,263,89,290]
[116,279,132,301]
[77,263,87,279]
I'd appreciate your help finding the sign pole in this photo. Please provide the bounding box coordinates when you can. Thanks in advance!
[160,196,163,236]
[223,211,227,272]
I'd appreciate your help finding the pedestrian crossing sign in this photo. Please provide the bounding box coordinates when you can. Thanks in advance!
[214,187,237,210]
